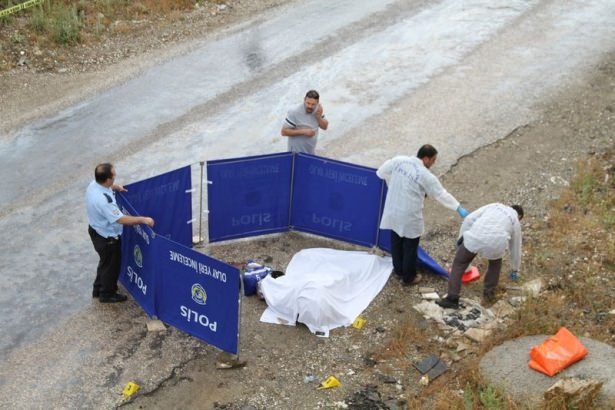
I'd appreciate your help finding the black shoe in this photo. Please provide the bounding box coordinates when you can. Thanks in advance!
[92,289,100,298]
[99,293,128,303]
[402,273,422,287]
[436,297,459,309]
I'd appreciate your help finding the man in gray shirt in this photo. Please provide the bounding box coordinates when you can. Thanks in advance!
[281,89,329,154]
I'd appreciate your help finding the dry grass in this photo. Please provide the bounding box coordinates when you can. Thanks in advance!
[453,149,614,409]
[375,316,430,360]
[0,0,211,70]
[391,149,615,410]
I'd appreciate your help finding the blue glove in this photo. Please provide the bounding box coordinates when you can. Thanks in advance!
[508,270,519,282]
[456,206,469,218]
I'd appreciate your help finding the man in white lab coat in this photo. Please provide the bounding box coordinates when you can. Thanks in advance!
[377,144,468,286]
[437,203,524,309]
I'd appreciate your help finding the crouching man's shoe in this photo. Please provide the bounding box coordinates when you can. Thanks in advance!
[436,296,459,309]
[99,293,128,303]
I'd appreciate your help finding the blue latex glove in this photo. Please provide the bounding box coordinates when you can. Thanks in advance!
[456,206,469,218]
[508,270,519,282]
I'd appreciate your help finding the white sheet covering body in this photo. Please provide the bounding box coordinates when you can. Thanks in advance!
[259,248,392,337]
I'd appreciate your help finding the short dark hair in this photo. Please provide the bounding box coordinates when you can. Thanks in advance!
[417,144,438,159]
[95,163,114,183]
[511,204,524,220]
[305,90,320,100]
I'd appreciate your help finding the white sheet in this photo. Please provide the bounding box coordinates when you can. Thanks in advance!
[259,248,392,337]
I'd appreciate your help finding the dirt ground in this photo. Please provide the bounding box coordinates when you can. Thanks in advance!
[2,1,613,409]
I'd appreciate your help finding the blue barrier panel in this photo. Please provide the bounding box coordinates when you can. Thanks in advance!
[117,194,159,317]
[291,153,382,247]
[207,153,293,242]
[123,166,192,248]
[155,236,241,354]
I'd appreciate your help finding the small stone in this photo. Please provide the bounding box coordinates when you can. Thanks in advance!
[146,319,166,332]
[464,327,491,343]
[418,287,435,293]
[422,292,440,300]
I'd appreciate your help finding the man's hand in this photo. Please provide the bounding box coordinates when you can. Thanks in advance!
[112,184,127,192]
[315,104,324,119]
[142,217,155,227]
[299,127,316,137]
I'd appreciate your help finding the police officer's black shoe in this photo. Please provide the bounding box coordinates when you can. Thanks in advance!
[92,289,100,298]
[99,293,128,303]
[436,296,459,309]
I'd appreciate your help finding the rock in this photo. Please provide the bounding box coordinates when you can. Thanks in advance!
[421,292,440,300]
[544,377,603,408]
[456,341,471,352]
[489,300,516,318]
[146,319,166,332]
[523,279,543,297]
[418,287,435,293]
[464,327,491,343]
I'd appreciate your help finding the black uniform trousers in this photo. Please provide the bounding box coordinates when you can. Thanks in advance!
[88,226,121,297]
[391,230,420,284]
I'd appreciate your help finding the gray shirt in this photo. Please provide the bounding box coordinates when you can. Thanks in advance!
[282,103,323,154]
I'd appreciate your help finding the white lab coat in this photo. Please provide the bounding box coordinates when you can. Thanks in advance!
[377,155,459,238]
[460,203,522,271]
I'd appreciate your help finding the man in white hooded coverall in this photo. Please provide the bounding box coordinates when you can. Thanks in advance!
[377,144,468,286]
[436,203,523,309]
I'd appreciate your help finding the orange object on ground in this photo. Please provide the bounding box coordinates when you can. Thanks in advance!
[528,327,588,377]
[461,266,480,284]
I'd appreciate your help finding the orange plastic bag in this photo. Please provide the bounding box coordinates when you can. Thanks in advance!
[528,327,588,377]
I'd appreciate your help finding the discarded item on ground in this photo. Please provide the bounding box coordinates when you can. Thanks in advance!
[352,316,366,329]
[216,352,247,370]
[445,265,480,284]
[122,381,140,400]
[414,355,448,381]
[243,260,272,296]
[146,319,166,332]
[260,248,391,337]
[304,374,316,383]
[529,327,588,376]
[414,355,440,374]
[427,360,448,379]
[462,266,481,284]
[318,375,341,389]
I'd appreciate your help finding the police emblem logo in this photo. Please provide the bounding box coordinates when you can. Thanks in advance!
[191,283,207,305]
[133,245,143,268]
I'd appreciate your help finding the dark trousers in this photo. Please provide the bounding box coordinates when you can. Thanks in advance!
[88,226,121,297]
[447,242,502,299]
[391,231,420,284]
